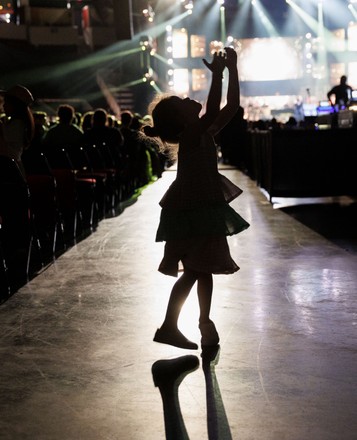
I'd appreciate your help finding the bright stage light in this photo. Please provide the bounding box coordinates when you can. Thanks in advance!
[172,28,188,58]
[192,68,208,92]
[142,6,155,23]
[209,40,224,54]
[190,35,206,58]
[348,22,357,50]
[171,69,189,95]
[181,0,194,11]
[220,0,226,42]
[238,37,302,81]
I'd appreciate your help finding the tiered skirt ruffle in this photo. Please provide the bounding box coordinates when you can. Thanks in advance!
[156,202,250,242]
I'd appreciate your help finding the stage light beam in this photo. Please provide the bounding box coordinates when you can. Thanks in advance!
[348,3,357,20]
[220,3,226,44]
[252,0,279,37]
[285,0,342,52]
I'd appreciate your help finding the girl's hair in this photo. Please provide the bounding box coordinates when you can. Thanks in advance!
[143,94,184,160]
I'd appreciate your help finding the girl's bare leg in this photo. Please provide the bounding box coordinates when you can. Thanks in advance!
[197,273,219,346]
[154,269,199,349]
[161,269,198,330]
[197,273,213,324]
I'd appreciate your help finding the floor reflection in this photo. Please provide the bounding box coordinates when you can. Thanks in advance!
[202,346,232,440]
[152,346,232,440]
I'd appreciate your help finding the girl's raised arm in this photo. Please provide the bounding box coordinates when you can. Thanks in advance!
[200,51,226,129]
[208,47,240,136]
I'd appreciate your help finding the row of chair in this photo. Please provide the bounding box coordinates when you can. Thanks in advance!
[0,141,157,303]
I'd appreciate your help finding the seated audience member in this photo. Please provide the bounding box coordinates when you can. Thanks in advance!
[284,116,298,129]
[268,117,282,131]
[118,110,137,193]
[42,104,84,154]
[120,110,134,143]
[81,111,93,132]
[83,108,123,150]
[29,111,49,152]
[83,108,124,170]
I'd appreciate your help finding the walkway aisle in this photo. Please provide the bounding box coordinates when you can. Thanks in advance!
[0,169,356,440]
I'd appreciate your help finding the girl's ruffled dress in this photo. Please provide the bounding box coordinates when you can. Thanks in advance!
[156,132,249,276]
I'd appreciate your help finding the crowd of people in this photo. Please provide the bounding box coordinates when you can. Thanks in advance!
[0,86,167,296]
[29,103,165,191]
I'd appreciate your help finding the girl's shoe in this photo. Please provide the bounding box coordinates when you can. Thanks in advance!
[154,327,198,350]
[199,321,220,347]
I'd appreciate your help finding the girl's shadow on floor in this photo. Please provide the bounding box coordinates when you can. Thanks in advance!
[152,346,232,440]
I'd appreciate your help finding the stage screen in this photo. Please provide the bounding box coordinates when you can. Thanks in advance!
[237,37,303,82]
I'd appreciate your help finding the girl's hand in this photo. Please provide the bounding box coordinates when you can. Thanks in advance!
[224,47,237,70]
[202,51,226,76]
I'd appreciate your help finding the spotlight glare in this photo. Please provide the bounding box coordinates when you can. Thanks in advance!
[182,0,193,11]
[142,5,155,22]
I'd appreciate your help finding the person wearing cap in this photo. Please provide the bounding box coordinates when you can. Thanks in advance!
[0,84,35,176]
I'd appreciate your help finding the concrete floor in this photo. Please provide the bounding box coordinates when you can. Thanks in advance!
[0,168,356,440]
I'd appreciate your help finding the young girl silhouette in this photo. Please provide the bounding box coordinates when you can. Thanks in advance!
[144,47,249,350]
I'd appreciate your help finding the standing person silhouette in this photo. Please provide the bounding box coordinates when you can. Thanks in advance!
[144,47,249,350]
[327,75,353,110]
